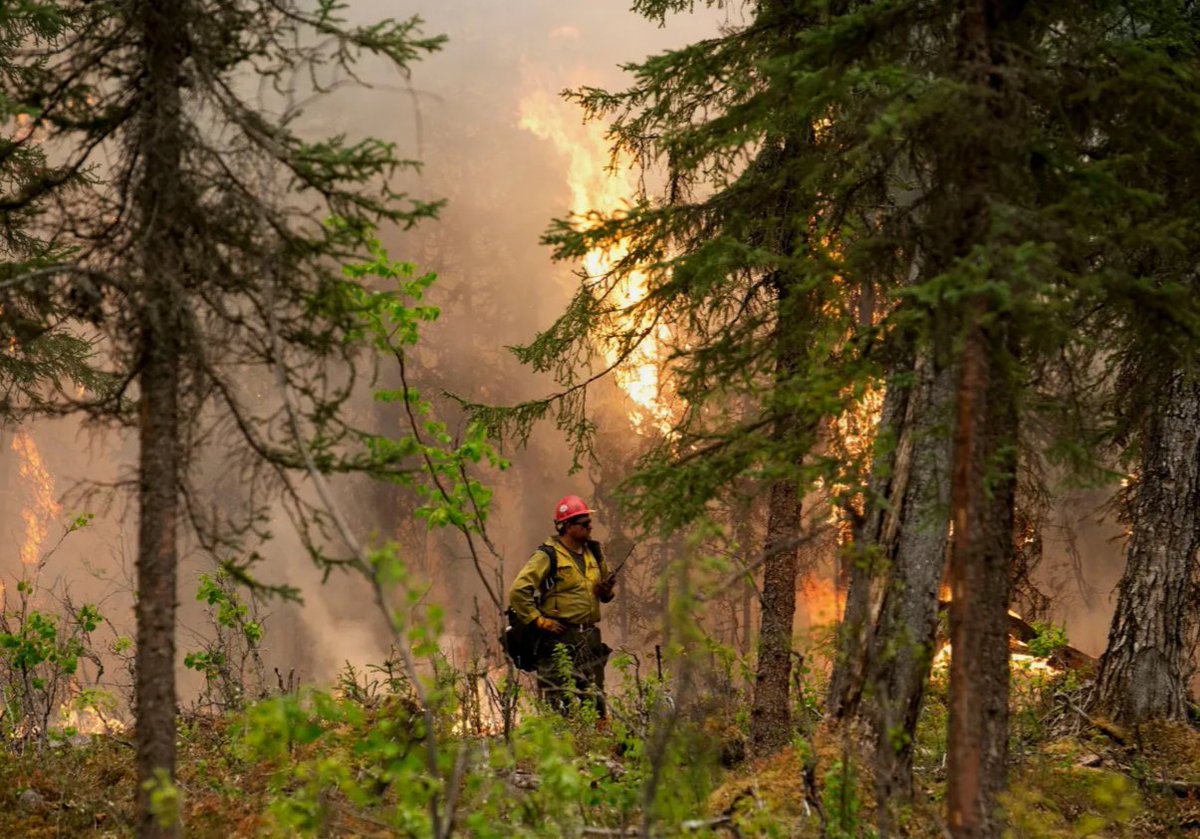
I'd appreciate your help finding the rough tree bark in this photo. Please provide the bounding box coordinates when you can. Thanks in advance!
[746,0,812,742]
[868,356,955,826]
[134,2,187,836]
[824,348,955,835]
[945,315,1017,839]
[750,478,801,754]
[827,361,917,721]
[749,273,805,757]
[941,1,1020,834]
[1092,371,1200,724]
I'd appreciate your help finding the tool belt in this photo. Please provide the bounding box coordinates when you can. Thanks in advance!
[535,622,609,662]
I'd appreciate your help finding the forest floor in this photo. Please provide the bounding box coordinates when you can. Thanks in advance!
[3,658,1200,837]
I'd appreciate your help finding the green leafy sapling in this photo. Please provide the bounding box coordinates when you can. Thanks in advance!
[184,570,266,711]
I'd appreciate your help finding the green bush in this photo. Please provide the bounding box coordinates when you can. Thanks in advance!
[1027,622,1070,659]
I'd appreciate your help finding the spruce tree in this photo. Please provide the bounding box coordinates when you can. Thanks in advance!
[1,2,444,834]
[470,0,877,756]
[1087,0,1200,725]
[477,1,1200,835]
[0,3,107,413]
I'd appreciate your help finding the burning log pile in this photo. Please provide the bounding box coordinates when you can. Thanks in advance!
[1004,611,1097,674]
[932,597,1097,677]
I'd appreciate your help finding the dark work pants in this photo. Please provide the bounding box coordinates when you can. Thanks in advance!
[535,624,611,718]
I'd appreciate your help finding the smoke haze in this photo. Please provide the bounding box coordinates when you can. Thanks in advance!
[0,1,1129,706]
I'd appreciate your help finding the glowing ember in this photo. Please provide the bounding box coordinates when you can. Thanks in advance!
[12,431,62,566]
[931,642,1061,677]
[519,90,676,436]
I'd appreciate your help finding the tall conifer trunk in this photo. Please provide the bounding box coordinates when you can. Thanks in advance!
[1093,371,1200,723]
[942,2,1020,834]
[134,2,187,835]
[945,317,1016,839]
[751,479,800,753]
[750,274,804,756]
[746,0,809,746]
[868,356,954,825]
[828,362,916,721]
[825,350,954,834]
[135,315,182,839]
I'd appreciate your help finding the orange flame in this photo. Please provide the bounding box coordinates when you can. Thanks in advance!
[834,382,885,465]
[519,90,676,436]
[800,573,844,625]
[48,681,127,737]
[12,431,61,566]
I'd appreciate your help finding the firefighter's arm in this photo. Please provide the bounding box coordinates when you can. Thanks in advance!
[594,545,616,602]
[508,550,553,626]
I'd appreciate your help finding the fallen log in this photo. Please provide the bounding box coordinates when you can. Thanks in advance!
[1006,611,1098,674]
[934,601,1098,674]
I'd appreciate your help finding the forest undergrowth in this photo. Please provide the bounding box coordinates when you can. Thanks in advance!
[2,601,1197,839]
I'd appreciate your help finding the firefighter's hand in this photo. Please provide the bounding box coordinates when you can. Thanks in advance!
[594,578,616,602]
[536,616,566,635]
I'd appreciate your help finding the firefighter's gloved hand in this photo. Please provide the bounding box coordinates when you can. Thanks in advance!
[536,616,566,635]
[594,578,616,602]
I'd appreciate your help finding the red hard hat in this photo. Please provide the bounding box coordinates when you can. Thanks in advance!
[553,495,596,523]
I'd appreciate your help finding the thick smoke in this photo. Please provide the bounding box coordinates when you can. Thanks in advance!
[0,2,1126,708]
[0,4,729,703]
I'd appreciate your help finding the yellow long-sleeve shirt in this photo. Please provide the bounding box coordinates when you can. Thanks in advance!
[508,538,610,626]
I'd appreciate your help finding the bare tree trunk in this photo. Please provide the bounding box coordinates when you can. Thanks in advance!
[940,0,1021,833]
[134,2,187,835]
[750,475,801,754]
[735,495,756,657]
[135,334,182,838]
[825,348,955,834]
[869,356,954,828]
[749,266,805,757]
[827,364,915,720]
[945,316,1017,839]
[1092,371,1200,724]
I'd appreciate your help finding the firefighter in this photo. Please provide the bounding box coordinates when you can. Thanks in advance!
[508,495,616,718]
